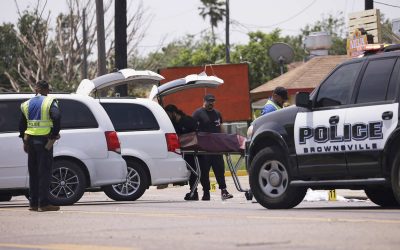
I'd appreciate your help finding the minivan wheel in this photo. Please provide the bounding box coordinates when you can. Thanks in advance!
[249,147,306,209]
[49,160,86,206]
[0,194,12,202]
[103,160,148,201]
[364,187,399,207]
[391,153,400,204]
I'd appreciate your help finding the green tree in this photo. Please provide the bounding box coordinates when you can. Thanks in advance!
[133,34,225,71]
[198,0,226,45]
[0,23,22,92]
[231,30,306,89]
[135,30,301,90]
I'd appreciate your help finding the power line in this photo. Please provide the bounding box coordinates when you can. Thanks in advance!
[227,0,317,30]
[374,1,400,8]
[233,0,317,29]
[230,19,301,34]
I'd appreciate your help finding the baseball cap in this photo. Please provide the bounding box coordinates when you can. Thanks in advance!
[273,87,288,100]
[204,94,216,102]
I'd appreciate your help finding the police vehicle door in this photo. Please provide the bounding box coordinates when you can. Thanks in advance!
[294,61,364,178]
[344,57,400,176]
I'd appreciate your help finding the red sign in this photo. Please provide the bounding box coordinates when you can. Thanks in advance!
[159,63,251,122]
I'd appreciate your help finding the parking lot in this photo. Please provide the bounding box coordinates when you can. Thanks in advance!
[1,176,400,250]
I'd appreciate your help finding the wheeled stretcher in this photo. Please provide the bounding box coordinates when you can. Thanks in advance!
[179,132,253,200]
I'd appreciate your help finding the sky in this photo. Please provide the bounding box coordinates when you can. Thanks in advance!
[1,0,399,55]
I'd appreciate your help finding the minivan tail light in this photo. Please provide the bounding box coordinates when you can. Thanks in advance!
[165,133,181,154]
[105,131,121,154]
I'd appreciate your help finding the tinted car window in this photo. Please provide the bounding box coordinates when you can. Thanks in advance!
[101,103,160,131]
[59,99,98,129]
[315,62,363,108]
[0,100,25,133]
[386,59,400,101]
[356,58,397,104]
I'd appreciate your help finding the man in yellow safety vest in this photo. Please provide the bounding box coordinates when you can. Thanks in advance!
[261,86,288,116]
[19,80,61,212]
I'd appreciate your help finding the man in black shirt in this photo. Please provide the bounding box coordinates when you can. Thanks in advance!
[192,94,233,200]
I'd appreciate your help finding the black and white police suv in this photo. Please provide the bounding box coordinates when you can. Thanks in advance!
[247,44,400,209]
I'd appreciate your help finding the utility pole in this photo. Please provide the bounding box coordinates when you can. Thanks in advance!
[225,0,230,63]
[365,0,373,10]
[95,0,107,76]
[82,8,88,79]
[115,0,128,96]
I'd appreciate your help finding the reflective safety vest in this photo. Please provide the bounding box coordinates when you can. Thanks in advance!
[21,95,57,136]
[265,99,281,111]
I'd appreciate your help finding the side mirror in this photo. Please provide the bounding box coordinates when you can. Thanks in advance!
[296,92,311,109]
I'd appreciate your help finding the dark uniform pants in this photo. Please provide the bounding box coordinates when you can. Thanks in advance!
[199,155,227,191]
[183,154,198,191]
[27,136,53,207]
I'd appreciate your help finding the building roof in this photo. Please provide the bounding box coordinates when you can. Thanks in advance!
[250,55,350,100]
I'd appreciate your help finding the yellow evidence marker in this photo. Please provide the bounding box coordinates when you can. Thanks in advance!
[328,190,337,201]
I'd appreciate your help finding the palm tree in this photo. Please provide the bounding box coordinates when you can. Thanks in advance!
[199,0,226,45]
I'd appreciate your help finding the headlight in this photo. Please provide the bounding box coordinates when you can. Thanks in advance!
[246,125,254,139]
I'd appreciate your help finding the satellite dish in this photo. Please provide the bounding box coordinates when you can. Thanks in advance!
[268,42,295,75]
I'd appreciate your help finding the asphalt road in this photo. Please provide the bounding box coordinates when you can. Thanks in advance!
[0,177,399,250]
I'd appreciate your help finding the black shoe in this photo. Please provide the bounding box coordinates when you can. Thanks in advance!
[184,192,199,201]
[28,206,38,211]
[221,189,233,200]
[38,205,60,212]
[202,191,210,201]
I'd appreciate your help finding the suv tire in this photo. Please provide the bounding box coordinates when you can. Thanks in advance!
[249,147,307,209]
[103,160,148,201]
[364,187,399,207]
[0,194,12,202]
[391,153,400,205]
[49,160,86,206]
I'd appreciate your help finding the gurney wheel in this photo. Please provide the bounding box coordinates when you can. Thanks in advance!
[245,190,253,200]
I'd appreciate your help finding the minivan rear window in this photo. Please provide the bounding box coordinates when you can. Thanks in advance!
[0,100,25,133]
[101,103,160,131]
[59,99,98,129]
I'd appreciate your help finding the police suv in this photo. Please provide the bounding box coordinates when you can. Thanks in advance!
[247,44,400,209]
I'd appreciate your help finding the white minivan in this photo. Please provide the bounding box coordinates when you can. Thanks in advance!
[0,93,127,205]
[76,69,223,201]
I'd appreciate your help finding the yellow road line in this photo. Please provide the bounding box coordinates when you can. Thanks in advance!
[0,243,134,250]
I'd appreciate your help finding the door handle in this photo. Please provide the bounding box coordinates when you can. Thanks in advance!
[329,115,339,124]
[382,111,393,120]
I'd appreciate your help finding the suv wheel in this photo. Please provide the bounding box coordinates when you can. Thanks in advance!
[391,153,400,204]
[249,147,306,209]
[364,187,399,207]
[49,160,86,206]
[0,194,12,202]
[103,160,148,201]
